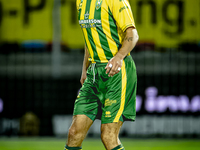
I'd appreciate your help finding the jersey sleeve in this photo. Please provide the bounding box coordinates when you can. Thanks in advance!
[110,0,135,32]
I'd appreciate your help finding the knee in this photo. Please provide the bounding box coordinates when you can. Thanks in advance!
[101,131,116,144]
[68,125,85,139]
[68,127,77,138]
[101,132,107,143]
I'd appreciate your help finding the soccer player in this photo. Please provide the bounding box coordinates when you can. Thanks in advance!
[64,0,138,150]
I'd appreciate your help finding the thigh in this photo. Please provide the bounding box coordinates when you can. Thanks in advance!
[100,60,127,124]
[101,121,123,134]
[100,56,137,124]
[73,66,101,121]
[70,115,93,132]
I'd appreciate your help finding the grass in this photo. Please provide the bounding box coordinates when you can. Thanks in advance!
[0,137,200,150]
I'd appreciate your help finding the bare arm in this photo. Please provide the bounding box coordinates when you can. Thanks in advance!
[80,45,91,85]
[105,27,139,77]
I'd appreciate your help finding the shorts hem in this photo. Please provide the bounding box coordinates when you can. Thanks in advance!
[101,117,136,124]
[101,119,135,124]
[73,113,96,121]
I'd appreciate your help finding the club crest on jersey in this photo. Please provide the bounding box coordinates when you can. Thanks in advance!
[84,11,90,19]
[96,0,102,10]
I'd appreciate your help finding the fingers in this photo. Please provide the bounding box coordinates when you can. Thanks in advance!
[105,62,121,77]
[80,77,86,85]
[109,65,117,77]
[80,71,87,85]
[116,67,121,74]
[117,67,121,72]
[105,63,112,74]
[80,79,84,85]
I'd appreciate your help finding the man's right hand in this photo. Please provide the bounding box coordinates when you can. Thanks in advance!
[80,71,87,85]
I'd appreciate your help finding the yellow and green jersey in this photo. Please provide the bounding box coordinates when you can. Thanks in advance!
[76,0,135,63]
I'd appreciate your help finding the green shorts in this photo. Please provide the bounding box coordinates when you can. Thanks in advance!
[73,55,137,124]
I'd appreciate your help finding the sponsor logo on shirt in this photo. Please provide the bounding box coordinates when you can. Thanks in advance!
[79,19,102,28]
[80,10,102,28]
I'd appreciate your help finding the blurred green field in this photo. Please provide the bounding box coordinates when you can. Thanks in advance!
[0,137,200,150]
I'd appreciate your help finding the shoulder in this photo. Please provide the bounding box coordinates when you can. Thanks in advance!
[76,0,82,6]
[76,0,82,11]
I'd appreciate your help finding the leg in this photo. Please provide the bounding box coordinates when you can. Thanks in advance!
[67,115,93,147]
[101,121,123,150]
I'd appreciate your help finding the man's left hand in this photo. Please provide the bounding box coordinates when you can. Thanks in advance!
[105,56,123,77]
